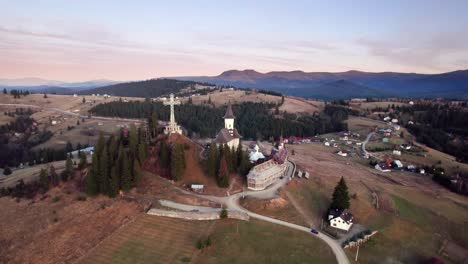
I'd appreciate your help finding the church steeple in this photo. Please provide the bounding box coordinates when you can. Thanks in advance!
[224,101,235,132]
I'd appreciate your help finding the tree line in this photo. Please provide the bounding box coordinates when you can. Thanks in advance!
[89,101,349,140]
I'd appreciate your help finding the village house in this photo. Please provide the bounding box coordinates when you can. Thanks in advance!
[393,150,402,156]
[336,150,348,157]
[328,209,354,232]
[392,160,404,169]
[375,162,392,172]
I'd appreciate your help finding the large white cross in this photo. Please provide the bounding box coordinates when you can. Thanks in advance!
[163,93,182,134]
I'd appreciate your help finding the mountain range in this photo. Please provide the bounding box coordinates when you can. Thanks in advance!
[0,78,118,94]
[176,69,468,99]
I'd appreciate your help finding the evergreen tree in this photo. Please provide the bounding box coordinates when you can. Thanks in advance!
[65,141,73,153]
[3,88,7,94]
[206,142,219,177]
[217,155,229,188]
[137,143,146,166]
[208,96,212,104]
[3,166,12,175]
[121,151,132,191]
[98,145,110,195]
[188,96,193,104]
[82,97,86,104]
[64,155,73,181]
[129,124,138,157]
[109,165,119,197]
[159,140,170,168]
[49,165,59,186]
[148,112,158,139]
[78,151,87,169]
[171,144,185,181]
[43,93,48,98]
[39,167,49,191]
[330,177,350,210]
[86,153,99,195]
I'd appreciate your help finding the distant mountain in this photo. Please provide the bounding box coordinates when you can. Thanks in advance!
[177,69,468,99]
[0,78,118,93]
[79,78,210,98]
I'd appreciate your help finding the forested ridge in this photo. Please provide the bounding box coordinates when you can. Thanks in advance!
[89,100,349,139]
[79,78,214,98]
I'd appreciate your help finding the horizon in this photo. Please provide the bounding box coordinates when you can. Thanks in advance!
[2,0,468,81]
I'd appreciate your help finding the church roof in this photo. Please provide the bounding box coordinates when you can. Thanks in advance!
[215,128,241,144]
[224,102,235,119]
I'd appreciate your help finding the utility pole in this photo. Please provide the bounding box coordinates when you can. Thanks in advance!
[355,244,360,262]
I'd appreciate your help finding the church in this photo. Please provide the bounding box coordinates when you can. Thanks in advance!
[215,102,241,149]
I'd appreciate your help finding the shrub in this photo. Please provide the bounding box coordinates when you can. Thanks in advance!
[205,237,212,247]
[3,167,12,175]
[220,208,228,219]
[52,196,61,203]
[196,239,204,250]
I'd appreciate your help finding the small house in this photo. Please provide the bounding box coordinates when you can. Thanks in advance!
[304,172,310,179]
[383,116,391,121]
[339,135,349,141]
[391,119,398,123]
[393,150,402,156]
[190,184,204,193]
[297,171,303,178]
[328,209,354,232]
[382,138,389,143]
[324,141,330,147]
[408,121,414,125]
[375,162,391,172]
[393,160,404,169]
[336,150,348,157]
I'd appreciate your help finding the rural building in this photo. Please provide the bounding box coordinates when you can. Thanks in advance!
[247,141,288,191]
[336,150,348,157]
[393,160,404,169]
[328,209,354,232]
[215,102,241,150]
[249,144,265,163]
[375,162,391,172]
[190,184,204,193]
[393,150,402,156]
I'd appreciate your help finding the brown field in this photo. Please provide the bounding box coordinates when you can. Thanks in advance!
[0,112,14,125]
[281,141,468,263]
[186,90,322,114]
[0,186,142,264]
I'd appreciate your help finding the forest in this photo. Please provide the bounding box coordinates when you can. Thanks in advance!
[79,78,214,98]
[399,103,468,163]
[89,100,349,140]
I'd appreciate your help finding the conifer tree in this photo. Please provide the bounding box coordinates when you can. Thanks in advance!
[86,153,99,195]
[159,140,170,168]
[109,165,119,197]
[99,145,110,195]
[63,155,73,180]
[217,155,229,188]
[39,167,49,191]
[121,151,132,191]
[78,151,87,169]
[206,142,218,177]
[171,144,185,181]
[330,177,350,210]
[129,124,138,157]
[138,143,146,166]
[148,112,158,138]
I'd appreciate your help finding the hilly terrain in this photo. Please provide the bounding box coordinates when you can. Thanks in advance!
[0,78,118,94]
[79,78,213,98]
[176,69,468,99]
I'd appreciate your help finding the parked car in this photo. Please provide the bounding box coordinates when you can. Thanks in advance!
[311,229,319,234]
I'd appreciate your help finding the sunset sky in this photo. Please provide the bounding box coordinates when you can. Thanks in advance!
[1,0,468,81]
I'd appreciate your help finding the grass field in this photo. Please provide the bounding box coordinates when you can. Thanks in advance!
[196,219,336,264]
[80,215,213,264]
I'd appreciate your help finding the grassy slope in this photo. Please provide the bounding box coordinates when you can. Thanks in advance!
[197,219,336,264]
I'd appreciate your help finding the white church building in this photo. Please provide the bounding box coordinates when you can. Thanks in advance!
[215,102,241,149]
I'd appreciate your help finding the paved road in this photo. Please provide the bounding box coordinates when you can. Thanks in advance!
[176,161,349,264]
[362,132,374,158]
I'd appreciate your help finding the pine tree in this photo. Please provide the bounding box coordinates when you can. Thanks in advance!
[64,155,73,180]
[137,143,146,166]
[86,153,99,195]
[121,151,132,191]
[159,140,170,168]
[99,145,110,195]
[217,156,229,188]
[188,96,193,104]
[82,97,86,104]
[148,112,158,139]
[78,151,87,169]
[171,144,185,181]
[206,142,219,177]
[109,165,119,197]
[3,88,7,94]
[39,167,49,191]
[330,177,350,210]
[129,124,138,157]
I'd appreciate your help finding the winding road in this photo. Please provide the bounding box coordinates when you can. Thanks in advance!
[362,132,374,158]
[174,161,350,264]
